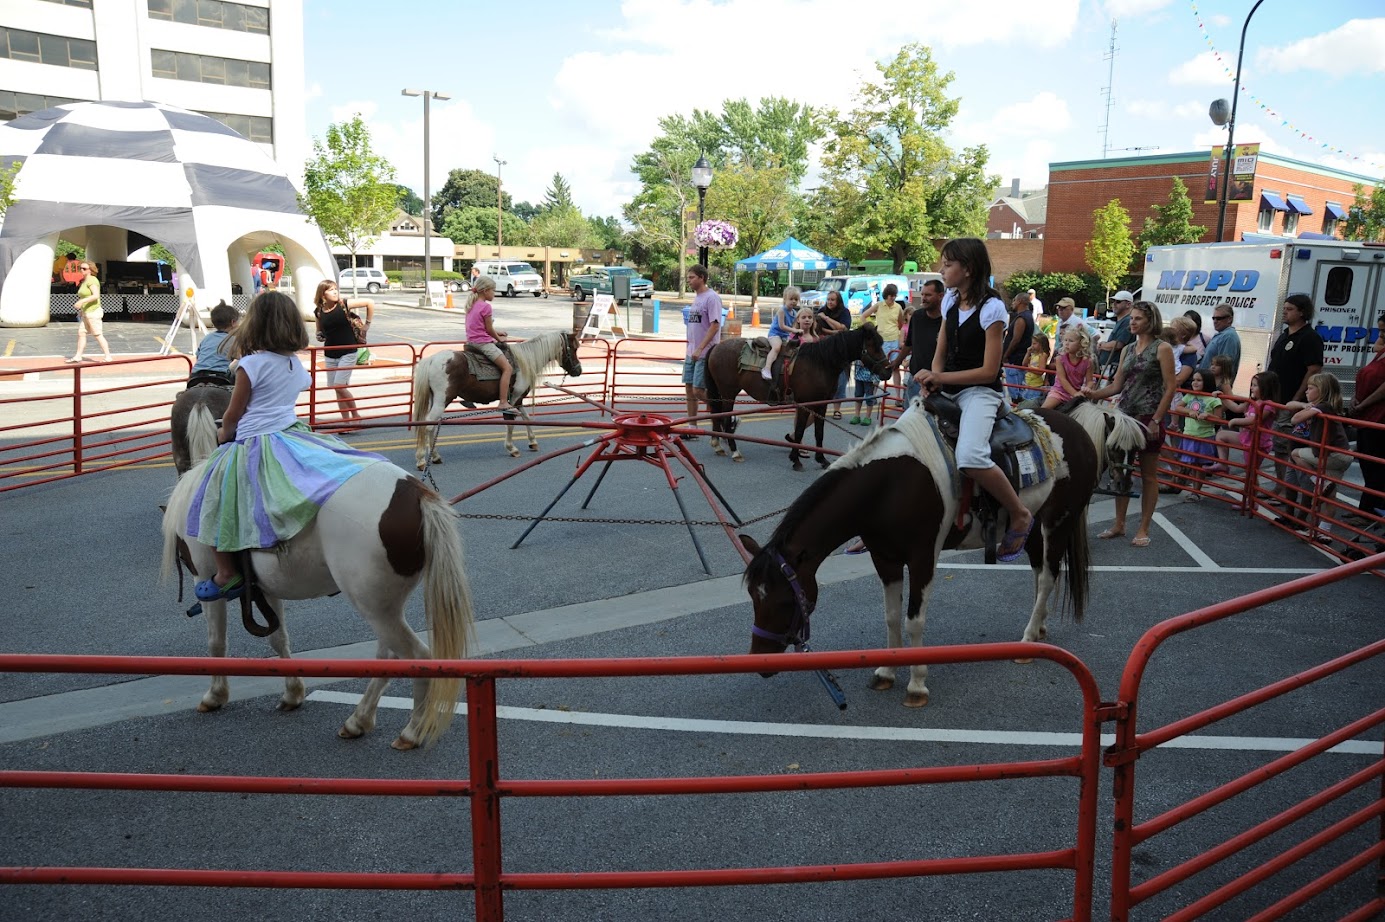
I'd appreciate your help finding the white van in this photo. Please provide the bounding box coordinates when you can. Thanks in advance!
[473,260,544,297]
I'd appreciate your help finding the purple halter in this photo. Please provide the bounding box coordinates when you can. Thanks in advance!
[750,549,815,647]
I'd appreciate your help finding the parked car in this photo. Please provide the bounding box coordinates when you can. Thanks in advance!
[801,274,910,313]
[339,267,388,293]
[473,260,544,297]
[569,266,653,303]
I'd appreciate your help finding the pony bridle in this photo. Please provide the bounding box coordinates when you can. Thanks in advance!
[751,549,815,648]
[862,343,889,379]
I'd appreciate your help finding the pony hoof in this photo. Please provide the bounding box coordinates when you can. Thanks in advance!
[903,692,930,708]
[391,736,419,751]
[506,447,521,458]
[527,443,538,452]
[816,458,830,469]
[791,462,804,472]
[432,455,443,464]
[868,676,894,691]
[415,461,426,471]
[196,699,223,713]
[733,453,744,463]
[277,697,304,711]
[338,723,366,740]
[713,445,726,457]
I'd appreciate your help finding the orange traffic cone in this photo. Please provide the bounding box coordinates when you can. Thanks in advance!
[445,290,454,309]
[750,304,760,327]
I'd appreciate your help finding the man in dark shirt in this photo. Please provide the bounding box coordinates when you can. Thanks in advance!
[896,279,944,405]
[1267,293,1325,501]
[1002,293,1034,403]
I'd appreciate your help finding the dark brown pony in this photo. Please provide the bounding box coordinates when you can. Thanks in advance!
[704,325,889,470]
[739,404,1100,707]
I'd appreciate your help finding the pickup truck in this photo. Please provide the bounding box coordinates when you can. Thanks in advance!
[570,266,653,303]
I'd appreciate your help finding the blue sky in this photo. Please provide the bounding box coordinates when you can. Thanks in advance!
[301,0,1385,219]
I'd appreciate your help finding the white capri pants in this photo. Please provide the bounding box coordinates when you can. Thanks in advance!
[952,385,1003,470]
[323,351,357,386]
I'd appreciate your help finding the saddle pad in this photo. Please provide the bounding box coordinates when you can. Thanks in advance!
[1007,410,1065,492]
[738,338,770,372]
[462,351,501,382]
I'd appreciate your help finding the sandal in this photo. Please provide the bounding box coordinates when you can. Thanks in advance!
[1098,527,1125,540]
[194,574,245,602]
[1131,535,1151,548]
[997,516,1035,562]
[832,411,843,420]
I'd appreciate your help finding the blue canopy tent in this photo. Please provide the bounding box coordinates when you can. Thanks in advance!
[734,236,847,289]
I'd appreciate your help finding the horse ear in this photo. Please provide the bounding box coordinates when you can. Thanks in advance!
[738,534,761,557]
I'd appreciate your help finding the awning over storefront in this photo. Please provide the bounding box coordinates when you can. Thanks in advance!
[1259,192,1288,212]
[1324,201,1348,220]
[1285,194,1313,214]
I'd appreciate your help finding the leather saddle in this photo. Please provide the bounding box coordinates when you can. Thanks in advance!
[924,392,1037,494]
[460,342,514,383]
[186,370,235,389]
[740,336,802,404]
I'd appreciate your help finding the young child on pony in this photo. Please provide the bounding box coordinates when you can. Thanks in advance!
[186,291,386,601]
[464,275,515,418]
[789,304,821,345]
[761,286,801,384]
[189,300,240,385]
[912,237,1034,562]
[1041,325,1093,409]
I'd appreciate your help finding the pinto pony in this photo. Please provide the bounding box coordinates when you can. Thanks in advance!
[162,404,476,750]
[413,329,583,465]
[740,402,1100,708]
[704,325,889,470]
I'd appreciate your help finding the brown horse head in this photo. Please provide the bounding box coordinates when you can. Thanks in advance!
[739,534,816,669]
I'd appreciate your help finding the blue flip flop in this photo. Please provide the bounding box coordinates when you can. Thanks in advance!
[194,575,245,602]
[997,517,1036,562]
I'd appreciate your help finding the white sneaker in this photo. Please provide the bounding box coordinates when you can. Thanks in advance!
[760,370,772,380]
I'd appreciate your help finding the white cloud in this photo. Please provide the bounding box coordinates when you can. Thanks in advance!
[1167,51,1235,87]
[1319,152,1385,178]
[1189,121,1292,157]
[1105,0,1174,15]
[304,82,323,102]
[1209,14,1231,27]
[542,0,1083,215]
[1256,19,1385,76]
[328,99,377,124]
[987,139,1061,190]
[956,92,1072,150]
[1125,98,1207,120]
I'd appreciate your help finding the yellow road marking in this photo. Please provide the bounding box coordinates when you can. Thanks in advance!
[3,340,14,358]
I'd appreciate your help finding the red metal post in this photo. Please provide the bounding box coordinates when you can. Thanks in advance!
[71,367,83,475]
[468,675,504,922]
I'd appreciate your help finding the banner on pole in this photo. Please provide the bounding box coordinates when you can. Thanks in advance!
[1206,143,1260,204]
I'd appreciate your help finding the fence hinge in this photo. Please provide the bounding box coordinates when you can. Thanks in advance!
[1094,700,1128,723]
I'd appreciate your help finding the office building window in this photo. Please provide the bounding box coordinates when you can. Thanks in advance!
[1283,211,1299,236]
[0,27,97,71]
[0,90,80,123]
[148,0,269,35]
[1257,207,1274,233]
[151,49,270,89]
[39,0,93,7]
[200,110,273,144]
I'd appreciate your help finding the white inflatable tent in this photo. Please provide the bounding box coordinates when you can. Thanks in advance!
[0,101,334,327]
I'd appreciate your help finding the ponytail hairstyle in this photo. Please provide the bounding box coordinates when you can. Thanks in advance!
[467,275,496,311]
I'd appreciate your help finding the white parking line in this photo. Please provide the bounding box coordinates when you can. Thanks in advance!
[1153,512,1220,568]
[307,690,1381,756]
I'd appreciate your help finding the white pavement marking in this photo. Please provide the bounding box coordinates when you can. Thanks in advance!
[308,690,1382,756]
[1153,512,1220,569]
[938,563,1322,574]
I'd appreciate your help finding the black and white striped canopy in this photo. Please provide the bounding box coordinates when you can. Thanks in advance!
[0,100,304,289]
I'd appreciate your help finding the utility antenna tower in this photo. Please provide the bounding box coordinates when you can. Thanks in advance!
[1099,19,1118,157]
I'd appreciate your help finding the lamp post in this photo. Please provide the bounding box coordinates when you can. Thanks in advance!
[691,153,713,268]
[402,88,451,305]
[493,154,507,258]
[1208,0,1265,243]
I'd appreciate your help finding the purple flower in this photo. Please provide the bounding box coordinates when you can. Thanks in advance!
[694,220,739,249]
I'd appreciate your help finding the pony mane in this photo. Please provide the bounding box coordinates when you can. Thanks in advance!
[743,467,855,590]
[509,330,566,385]
[798,325,877,367]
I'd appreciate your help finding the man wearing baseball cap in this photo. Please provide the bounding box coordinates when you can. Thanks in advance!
[1054,297,1084,337]
[1097,290,1136,376]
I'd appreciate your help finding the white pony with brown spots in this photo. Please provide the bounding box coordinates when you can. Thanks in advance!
[161,404,476,750]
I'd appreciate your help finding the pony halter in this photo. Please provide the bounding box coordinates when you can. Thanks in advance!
[751,549,815,647]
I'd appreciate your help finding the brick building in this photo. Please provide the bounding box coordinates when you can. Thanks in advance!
[987,179,1047,239]
[1042,149,1380,274]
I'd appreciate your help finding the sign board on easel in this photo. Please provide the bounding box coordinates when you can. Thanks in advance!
[159,285,208,356]
[579,293,625,341]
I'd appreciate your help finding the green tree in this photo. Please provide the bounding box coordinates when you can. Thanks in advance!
[1343,181,1385,242]
[624,116,703,295]
[1085,198,1136,302]
[528,206,600,249]
[542,173,574,213]
[697,97,822,184]
[299,116,398,282]
[587,215,627,250]
[394,184,424,215]
[512,200,542,222]
[431,168,510,224]
[440,206,530,247]
[1138,177,1207,252]
[818,44,997,273]
[0,161,18,217]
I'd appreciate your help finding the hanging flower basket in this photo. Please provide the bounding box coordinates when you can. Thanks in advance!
[693,219,739,250]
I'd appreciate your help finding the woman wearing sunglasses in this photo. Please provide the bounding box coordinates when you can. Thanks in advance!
[68,261,113,363]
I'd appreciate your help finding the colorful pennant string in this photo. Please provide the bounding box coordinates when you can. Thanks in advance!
[1188,0,1384,172]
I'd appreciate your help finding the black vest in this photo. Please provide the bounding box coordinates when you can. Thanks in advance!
[943,294,1002,394]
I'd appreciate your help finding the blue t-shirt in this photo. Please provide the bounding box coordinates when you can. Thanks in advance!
[192,330,233,375]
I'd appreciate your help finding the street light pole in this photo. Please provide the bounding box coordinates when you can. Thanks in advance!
[493,155,507,258]
[1211,0,1265,243]
[402,88,451,305]
[691,154,713,268]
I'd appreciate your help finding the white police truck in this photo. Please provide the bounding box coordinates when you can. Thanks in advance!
[1142,237,1383,396]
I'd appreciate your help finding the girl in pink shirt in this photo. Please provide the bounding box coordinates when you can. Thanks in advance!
[464,276,514,416]
[1042,326,1093,408]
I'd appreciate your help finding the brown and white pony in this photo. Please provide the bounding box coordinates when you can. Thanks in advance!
[162,404,476,749]
[740,400,1101,708]
[412,329,583,465]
